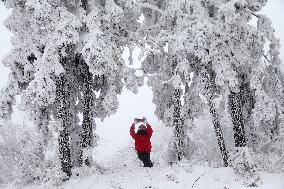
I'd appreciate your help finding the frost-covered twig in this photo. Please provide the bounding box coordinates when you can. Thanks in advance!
[262,52,271,64]
[192,172,208,188]
[245,9,260,18]
[251,12,260,18]
[162,77,174,85]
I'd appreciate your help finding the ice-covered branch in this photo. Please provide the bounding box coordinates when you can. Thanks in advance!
[192,172,208,188]
[250,12,260,18]
[162,77,174,85]
[262,52,271,64]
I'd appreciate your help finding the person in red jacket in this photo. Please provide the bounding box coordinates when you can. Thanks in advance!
[130,117,153,167]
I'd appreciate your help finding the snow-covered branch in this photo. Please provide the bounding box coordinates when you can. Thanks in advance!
[249,11,260,18]
[262,52,271,64]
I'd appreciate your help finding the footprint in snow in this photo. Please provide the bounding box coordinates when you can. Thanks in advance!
[166,173,179,183]
[143,185,158,189]
[110,180,123,189]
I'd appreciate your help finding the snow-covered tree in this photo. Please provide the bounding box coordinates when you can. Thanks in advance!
[138,0,230,165]
[1,0,283,186]
[0,0,140,181]
[138,0,283,178]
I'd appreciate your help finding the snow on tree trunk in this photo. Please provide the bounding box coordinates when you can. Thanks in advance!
[207,94,229,167]
[170,54,187,163]
[37,108,51,146]
[172,88,186,162]
[228,92,246,147]
[56,74,72,179]
[238,81,257,150]
[33,107,51,164]
[80,67,94,167]
[201,70,229,167]
[228,78,261,186]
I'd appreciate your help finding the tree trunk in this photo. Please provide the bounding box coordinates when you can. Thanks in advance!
[38,108,51,146]
[228,92,246,147]
[170,53,186,162]
[81,0,89,11]
[36,108,51,162]
[202,71,229,167]
[56,74,72,178]
[172,88,186,161]
[80,69,94,166]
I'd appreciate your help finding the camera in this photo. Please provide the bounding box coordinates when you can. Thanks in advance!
[136,118,144,122]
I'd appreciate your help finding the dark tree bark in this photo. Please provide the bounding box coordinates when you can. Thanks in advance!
[170,54,186,162]
[172,88,186,161]
[56,74,72,178]
[228,73,252,147]
[229,92,246,147]
[81,0,89,11]
[202,70,229,167]
[80,66,94,166]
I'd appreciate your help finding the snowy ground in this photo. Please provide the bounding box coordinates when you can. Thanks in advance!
[2,125,284,189]
[4,146,282,189]
[62,162,284,189]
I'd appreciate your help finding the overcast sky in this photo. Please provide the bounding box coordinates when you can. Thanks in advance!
[0,1,284,157]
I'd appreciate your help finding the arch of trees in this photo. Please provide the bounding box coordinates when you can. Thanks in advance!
[0,0,283,186]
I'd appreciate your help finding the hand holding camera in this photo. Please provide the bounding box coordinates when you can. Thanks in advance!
[143,117,148,124]
[133,117,147,124]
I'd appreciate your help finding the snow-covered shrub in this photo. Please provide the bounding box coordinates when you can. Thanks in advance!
[253,137,284,173]
[0,119,71,186]
[0,121,21,184]
[152,125,175,166]
[254,153,284,174]
[230,147,262,187]
[0,120,44,184]
[40,160,67,186]
[190,110,234,167]
[165,137,196,166]
[71,165,97,180]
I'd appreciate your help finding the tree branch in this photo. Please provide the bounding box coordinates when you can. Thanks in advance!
[251,12,260,18]
[192,172,208,188]
[244,9,260,18]
[262,52,271,64]
[162,77,173,85]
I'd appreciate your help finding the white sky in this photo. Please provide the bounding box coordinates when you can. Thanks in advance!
[0,1,283,157]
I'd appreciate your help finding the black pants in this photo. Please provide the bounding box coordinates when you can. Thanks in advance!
[137,151,153,167]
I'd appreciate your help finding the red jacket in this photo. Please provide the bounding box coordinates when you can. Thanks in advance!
[130,123,153,152]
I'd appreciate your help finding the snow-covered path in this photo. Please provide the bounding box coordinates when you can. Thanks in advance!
[63,159,284,189]
[64,146,284,189]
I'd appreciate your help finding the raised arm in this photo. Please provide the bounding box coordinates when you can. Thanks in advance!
[142,117,153,138]
[146,123,153,138]
[130,123,136,140]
